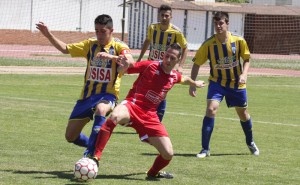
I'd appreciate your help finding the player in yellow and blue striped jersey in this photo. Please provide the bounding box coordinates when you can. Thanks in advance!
[36,14,134,157]
[190,11,259,158]
[137,4,188,122]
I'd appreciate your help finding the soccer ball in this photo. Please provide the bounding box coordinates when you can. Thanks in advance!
[74,157,98,181]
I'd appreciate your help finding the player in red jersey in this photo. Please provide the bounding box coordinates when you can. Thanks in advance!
[91,43,205,179]
[137,4,188,122]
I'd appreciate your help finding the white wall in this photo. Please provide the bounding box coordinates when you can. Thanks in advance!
[228,13,244,36]
[0,0,127,33]
[185,11,244,50]
[293,0,300,6]
[186,11,207,50]
[0,0,32,30]
[251,0,275,5]
[172,10,185,32]
[251,0,297,5]
[194,0,215,2]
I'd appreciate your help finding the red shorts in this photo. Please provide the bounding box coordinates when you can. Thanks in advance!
[122,100,169,142]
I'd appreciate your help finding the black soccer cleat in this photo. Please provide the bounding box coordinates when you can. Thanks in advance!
[146,171,174,180]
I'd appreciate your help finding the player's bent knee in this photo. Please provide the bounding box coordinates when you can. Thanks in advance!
[160,147,174,160]
[65,132,77,143]
[161,151,173,160]
[65,136,74,143]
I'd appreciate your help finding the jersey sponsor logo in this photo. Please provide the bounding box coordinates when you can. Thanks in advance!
[152,43,167,51]
[150,43,168,60]
[150,49,165,60]
[88,66,112,82]
[145,90,164,104]
[91,57,110,68]
[215,56,239,69]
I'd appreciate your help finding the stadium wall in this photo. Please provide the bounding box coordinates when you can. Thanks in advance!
[0,30,127,46]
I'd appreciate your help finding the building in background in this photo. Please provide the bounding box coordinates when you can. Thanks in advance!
[126,0,300,54]
[0,0,299,55]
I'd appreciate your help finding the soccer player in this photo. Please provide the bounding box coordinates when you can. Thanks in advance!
[92,43,205,179]
[36,14,134,157]
[137,4,188,122]
[189,11,259,158]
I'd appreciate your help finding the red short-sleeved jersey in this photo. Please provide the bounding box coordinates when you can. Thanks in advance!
[126,60,182,111]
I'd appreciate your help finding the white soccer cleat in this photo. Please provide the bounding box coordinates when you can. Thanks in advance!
[196,149,210,158]
[247,142,259,156]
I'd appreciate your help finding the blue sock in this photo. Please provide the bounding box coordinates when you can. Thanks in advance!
[84,115,106,157]
[157,100,166,122]
[202,116,215,150]
[240,119,253,145]
[73,133,89,147]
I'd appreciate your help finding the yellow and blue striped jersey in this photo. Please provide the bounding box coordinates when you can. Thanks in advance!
[147,23,187,60]
[193,32,250,89]
[67,37,130,100]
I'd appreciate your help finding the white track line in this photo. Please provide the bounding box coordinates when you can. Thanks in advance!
[166,111,299,127]
[1,95,298,127]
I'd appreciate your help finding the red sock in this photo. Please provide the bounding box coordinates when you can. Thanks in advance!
[147,155,171,177]
[93,118,117,160]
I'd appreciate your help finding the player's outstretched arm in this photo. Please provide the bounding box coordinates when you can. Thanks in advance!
[35,22,68,54]
[137,39,150,62]
[177,47,188,73]
[182,76,205,88]
[95,52,118,60]
[189,64,201,97]
[116,54,135,74]
[239,59,250,85]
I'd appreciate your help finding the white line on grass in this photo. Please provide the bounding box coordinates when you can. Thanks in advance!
[0,96,74,105]
[1,95,298,127]
[251,84,300,88]
[166,111,299,127]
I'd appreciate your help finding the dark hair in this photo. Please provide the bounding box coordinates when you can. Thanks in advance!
[94,14,113,28]
[159,4,172,12]
[167,43,182,57]
[213,12,229,23]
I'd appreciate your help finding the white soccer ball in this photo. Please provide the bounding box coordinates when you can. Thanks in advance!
[74,157,98,181]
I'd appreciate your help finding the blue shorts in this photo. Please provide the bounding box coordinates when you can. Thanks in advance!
[207,81,248,108]
[69,93,116,120]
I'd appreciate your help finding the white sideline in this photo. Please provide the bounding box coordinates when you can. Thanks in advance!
[166,111,299,127]
[1,96,299,127]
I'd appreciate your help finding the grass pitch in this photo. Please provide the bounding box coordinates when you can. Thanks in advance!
[0,73,299,185]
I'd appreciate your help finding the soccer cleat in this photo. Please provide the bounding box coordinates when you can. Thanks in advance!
[196,149,210,158]
[146,171,174,180]
[91,157,99,167]
[247,142,259,156]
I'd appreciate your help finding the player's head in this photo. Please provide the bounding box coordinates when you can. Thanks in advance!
[159,4,172,26]
[162,43,182,73]
[94,14,114,45]
[213,11,229,34]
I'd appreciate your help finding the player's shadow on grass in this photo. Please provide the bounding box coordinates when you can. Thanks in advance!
[96,172,146,181]
[2,169,146,182]
[113,131,137,135]
[2,169,73,179]
[141,152,249,157]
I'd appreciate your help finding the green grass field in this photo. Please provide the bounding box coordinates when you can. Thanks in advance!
[0,72,299,185]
